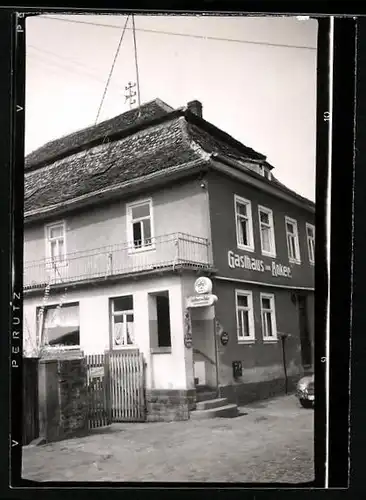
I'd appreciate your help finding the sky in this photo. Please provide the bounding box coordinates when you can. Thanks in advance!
[25,14,318,201]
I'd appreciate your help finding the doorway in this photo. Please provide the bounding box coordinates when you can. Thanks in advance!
[297,294,312,369]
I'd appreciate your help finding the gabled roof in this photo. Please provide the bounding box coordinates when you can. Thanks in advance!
[24,98,314,217]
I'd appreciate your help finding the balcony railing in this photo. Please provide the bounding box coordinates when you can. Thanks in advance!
[23,232,212,290]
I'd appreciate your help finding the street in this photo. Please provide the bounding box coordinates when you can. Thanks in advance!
[22,395,314,483]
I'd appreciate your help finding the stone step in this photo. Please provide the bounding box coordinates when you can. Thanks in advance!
[190,404,239,420]
[196,391,218,403]
[196,398,229,411]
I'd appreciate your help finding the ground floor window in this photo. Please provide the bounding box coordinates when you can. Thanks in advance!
[260,293,278,341]
[111,295,135,347]
[38,302,80,347]
[235,290,255,342]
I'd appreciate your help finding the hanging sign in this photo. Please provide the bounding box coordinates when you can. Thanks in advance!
[220,331,229,346]
[186,294,218,309]
[194,277,213,295]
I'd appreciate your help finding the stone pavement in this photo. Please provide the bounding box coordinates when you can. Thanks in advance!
[22,395,314,483]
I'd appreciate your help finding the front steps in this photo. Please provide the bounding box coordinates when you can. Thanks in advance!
[190,396,239,420]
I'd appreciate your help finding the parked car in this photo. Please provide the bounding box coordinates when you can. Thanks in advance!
[296,374,314,409]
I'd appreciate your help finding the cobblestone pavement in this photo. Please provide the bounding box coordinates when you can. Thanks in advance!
[22,395,314,483]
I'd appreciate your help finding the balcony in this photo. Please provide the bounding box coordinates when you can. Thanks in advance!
[23,233,213,291]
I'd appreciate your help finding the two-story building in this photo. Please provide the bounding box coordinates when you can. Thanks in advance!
[23,98,315,420]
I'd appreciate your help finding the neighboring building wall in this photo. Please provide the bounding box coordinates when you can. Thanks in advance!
[213,279,308,405]
[207,170,315,289]
[24,176,211,262]
[23,274,193,392]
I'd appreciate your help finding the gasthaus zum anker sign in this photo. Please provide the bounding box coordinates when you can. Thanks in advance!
[227,250,292,278]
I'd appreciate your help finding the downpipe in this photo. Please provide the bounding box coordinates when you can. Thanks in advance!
[279,332,290,395]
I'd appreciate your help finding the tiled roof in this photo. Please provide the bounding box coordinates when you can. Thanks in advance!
[25,98,174,171]
[24,98,314,214]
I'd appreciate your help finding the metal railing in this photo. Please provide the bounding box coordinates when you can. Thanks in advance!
[24,232,212,290]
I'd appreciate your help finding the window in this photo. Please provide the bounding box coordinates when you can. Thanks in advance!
[234,195,254,251]
[306,223,315,264]
[127,199,153,250]
[45,222,66,264]
[285,216,301,263]
[111,296,135,348]
[260,294,278,341]
[235,290,255,342]
[38,303,80,347]
[258,206,276,257]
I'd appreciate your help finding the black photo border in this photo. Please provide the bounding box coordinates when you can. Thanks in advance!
[0,2,358,496]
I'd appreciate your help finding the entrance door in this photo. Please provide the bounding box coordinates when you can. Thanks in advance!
[297,294,312,368]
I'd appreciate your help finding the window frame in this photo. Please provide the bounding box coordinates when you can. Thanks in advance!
[37,301,80,349]
[234,195,255,252]
[235,289,255,343]
[285,216,301,264]
[258,205,276,258]
[126,198,155,254]
[44,220,67,266]
[306,222,315,265]
[110,295,136,349]
[260,293,278,342]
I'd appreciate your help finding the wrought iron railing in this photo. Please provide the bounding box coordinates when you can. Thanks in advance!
[24,232,212,290]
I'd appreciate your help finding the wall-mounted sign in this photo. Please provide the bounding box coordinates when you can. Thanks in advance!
[184,335,193,348]
[184,310,193,348]
[232,360,243,378]
[220,331,229,346]
[186,294,218,309]
[194,277,213,295]
[227,250,292,278]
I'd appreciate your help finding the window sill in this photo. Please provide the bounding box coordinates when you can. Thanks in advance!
[262,251,276,259]
[128,245,156,255]
[112,345,137,350]
[309,261,315,266]
[288,258,301,265]
[263,338,278,344]
[237,244,255,253]
[237,339,255,345]
[150,347,172,354]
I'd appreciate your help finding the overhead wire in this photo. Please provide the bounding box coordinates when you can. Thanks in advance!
[37,14,317,51]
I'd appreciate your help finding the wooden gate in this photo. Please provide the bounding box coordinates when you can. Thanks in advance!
[86,351,145,428]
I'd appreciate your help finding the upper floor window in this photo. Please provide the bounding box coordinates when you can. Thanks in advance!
[111,295,135,348]
[234,195,254,252]
[260,294,278,341]
[45,221,66,264]
[127,199,154,251]
[306,223,315,265]
[258,206,276,257]
[235,290,255,342]
[285,216,301,263]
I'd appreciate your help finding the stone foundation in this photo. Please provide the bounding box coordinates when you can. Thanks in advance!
[219,375,301,406]
[146,389,196,422]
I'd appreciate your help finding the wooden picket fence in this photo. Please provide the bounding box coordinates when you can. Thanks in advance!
[86,350,145,429]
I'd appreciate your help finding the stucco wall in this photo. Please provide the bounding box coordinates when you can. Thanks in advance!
[23,274,192,390]
[24,177,211,262]
[207,171,315,289]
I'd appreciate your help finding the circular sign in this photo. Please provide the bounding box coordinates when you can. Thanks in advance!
[194,277,213,295]
[220,331,229,346]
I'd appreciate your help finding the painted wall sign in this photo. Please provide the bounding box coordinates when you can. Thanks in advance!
[186,294,218,308]
[220,331,229,346]
[227,250,292,278]
[194,277,213,295]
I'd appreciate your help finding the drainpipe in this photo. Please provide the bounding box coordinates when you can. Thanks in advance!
[213,317,220,398]
[279,332,290,394]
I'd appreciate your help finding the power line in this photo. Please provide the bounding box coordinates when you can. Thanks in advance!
[94,14,130,125]
[37,15,317,51]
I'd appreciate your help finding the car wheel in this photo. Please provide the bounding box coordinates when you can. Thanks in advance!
[299,398,314,409]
